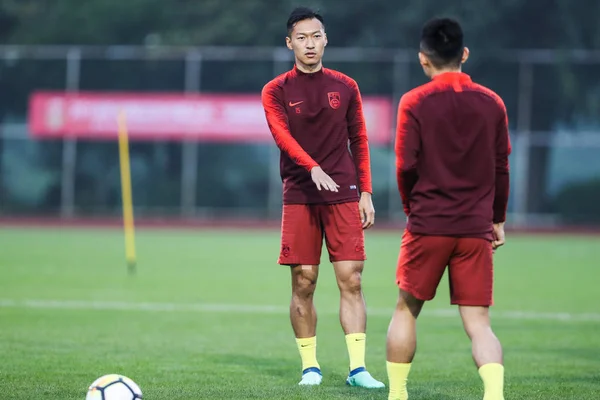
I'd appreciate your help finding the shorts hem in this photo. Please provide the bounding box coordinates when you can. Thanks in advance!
[277,259,321,266]
[450,299,494,307]
[329,256,367,263]
[398,283,434,301]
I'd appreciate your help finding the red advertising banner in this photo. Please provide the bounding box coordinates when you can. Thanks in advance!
[28,92,393,144]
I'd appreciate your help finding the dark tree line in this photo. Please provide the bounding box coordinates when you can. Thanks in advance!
[0,0,598,220]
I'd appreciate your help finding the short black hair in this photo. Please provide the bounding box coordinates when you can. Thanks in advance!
[286,7,324,37]
[420,18,464,68]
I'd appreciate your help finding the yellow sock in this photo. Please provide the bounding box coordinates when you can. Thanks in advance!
[345,333,366,371]
[386,361,411,400]
[295,336,320,372]
[478,363,505,400]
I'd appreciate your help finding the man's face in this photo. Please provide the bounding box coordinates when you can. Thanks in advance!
[286,18,327,68]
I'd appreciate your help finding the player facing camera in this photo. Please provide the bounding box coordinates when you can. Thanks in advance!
[285,7,328,73]
[260,6,383,390]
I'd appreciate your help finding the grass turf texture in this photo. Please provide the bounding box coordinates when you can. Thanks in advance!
[0,227,599,399]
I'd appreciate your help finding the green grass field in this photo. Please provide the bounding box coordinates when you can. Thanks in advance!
[0,226,599,399]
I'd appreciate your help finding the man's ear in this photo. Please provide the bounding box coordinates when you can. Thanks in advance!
[461,47,470,64]
[418,51,429,68]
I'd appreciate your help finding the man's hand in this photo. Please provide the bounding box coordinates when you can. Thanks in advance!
[492,222,506,250]
[358,192,375,229]
[311,166,339,192]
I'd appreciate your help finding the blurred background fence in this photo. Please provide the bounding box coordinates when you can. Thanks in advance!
[1,45,599,228]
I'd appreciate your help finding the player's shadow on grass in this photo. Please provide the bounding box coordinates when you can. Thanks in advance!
[408,390,454,400]
[205,354,456,399]
[203,353,297,378]
[551,346,600,363]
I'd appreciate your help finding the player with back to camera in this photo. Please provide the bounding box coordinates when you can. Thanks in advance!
[261,6,385,390]
[385,18,511,400]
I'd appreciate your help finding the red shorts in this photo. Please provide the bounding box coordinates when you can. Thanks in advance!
[278,201,366,265]
[396,230,494,306]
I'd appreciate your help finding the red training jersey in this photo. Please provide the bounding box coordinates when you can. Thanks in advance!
[395,72,511,240]
[261,65,372,205]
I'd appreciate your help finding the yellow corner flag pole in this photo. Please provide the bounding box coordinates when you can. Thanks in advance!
[117,110,137,275]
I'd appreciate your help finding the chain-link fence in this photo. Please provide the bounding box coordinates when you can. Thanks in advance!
[1,46,599,226]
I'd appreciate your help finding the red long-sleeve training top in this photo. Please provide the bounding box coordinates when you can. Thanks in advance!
[395,72,511,240]
[262,65,372,205]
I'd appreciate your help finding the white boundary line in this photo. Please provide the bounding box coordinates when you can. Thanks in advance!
[0,299,598,322]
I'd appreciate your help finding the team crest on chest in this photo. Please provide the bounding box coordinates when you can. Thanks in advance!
[328,92,341,109]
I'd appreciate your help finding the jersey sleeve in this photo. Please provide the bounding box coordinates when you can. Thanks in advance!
[493,101,511,223]
[261,80,319,172]
[346,80,373,194]
[395,93,421,216]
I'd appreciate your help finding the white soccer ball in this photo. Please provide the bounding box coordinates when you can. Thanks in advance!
[85,374,143,400]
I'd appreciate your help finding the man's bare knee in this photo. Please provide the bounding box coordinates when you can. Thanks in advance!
[459,306,492,338]
[398,289,425,318]
[291,265,319,298]
[333,261,364,295]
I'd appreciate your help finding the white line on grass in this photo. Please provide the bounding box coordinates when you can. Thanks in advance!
[0,299,598,322]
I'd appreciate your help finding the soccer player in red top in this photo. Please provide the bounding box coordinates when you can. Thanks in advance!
[385,18,511,400]
[261,7,384,390]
